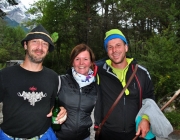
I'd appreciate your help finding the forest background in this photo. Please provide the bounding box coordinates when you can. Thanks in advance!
[0,0,180,129]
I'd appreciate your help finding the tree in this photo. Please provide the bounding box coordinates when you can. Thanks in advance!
[24,0,180,99]
[138,28,180,100]
[26,0,103,73]
[0,25,25,65]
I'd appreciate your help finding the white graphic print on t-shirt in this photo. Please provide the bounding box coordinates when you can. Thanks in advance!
[17,86,47,106]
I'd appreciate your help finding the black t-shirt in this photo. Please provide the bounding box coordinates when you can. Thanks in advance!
[0,65,58,138]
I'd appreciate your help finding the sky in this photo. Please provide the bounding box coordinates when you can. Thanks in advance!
[21,0,38,8]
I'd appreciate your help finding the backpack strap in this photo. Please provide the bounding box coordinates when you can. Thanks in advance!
[132,64,142,109]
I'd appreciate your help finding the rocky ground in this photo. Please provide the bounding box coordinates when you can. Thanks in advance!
[0,103,179,140]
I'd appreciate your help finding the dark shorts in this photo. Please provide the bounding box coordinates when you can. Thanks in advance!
[98,126,156,140]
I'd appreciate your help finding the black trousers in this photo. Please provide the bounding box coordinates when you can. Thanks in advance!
[98,126,156,140]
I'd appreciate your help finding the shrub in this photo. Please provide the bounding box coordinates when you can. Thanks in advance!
[164,111,180,130]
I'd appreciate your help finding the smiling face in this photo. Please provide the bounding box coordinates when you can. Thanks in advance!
[107,38,128,68]
[72,50,92,76]
[25,39,49,63]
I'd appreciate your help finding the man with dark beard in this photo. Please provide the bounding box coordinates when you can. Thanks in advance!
[94,29,156,140]
[0,25,66,140]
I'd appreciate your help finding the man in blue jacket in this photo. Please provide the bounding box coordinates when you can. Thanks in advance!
[94,29,156,140]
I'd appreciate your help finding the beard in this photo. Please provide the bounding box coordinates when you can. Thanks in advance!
[26,49,46,63]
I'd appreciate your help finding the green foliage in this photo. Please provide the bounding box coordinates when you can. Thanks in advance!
[51,32,59,43]
[0,25,26,64]
[22,0,180,95]
[165,111,180,130]
[1,0,180,128]
[3,0,180,128]
[0,48,10,62]
[25,0,104,73]
[137,29,180,99]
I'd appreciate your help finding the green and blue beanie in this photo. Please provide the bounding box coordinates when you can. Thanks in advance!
[104,29,128,51]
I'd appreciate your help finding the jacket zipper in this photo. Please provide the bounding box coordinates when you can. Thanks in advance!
[123,95,126,132]
[76,87,82,134]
